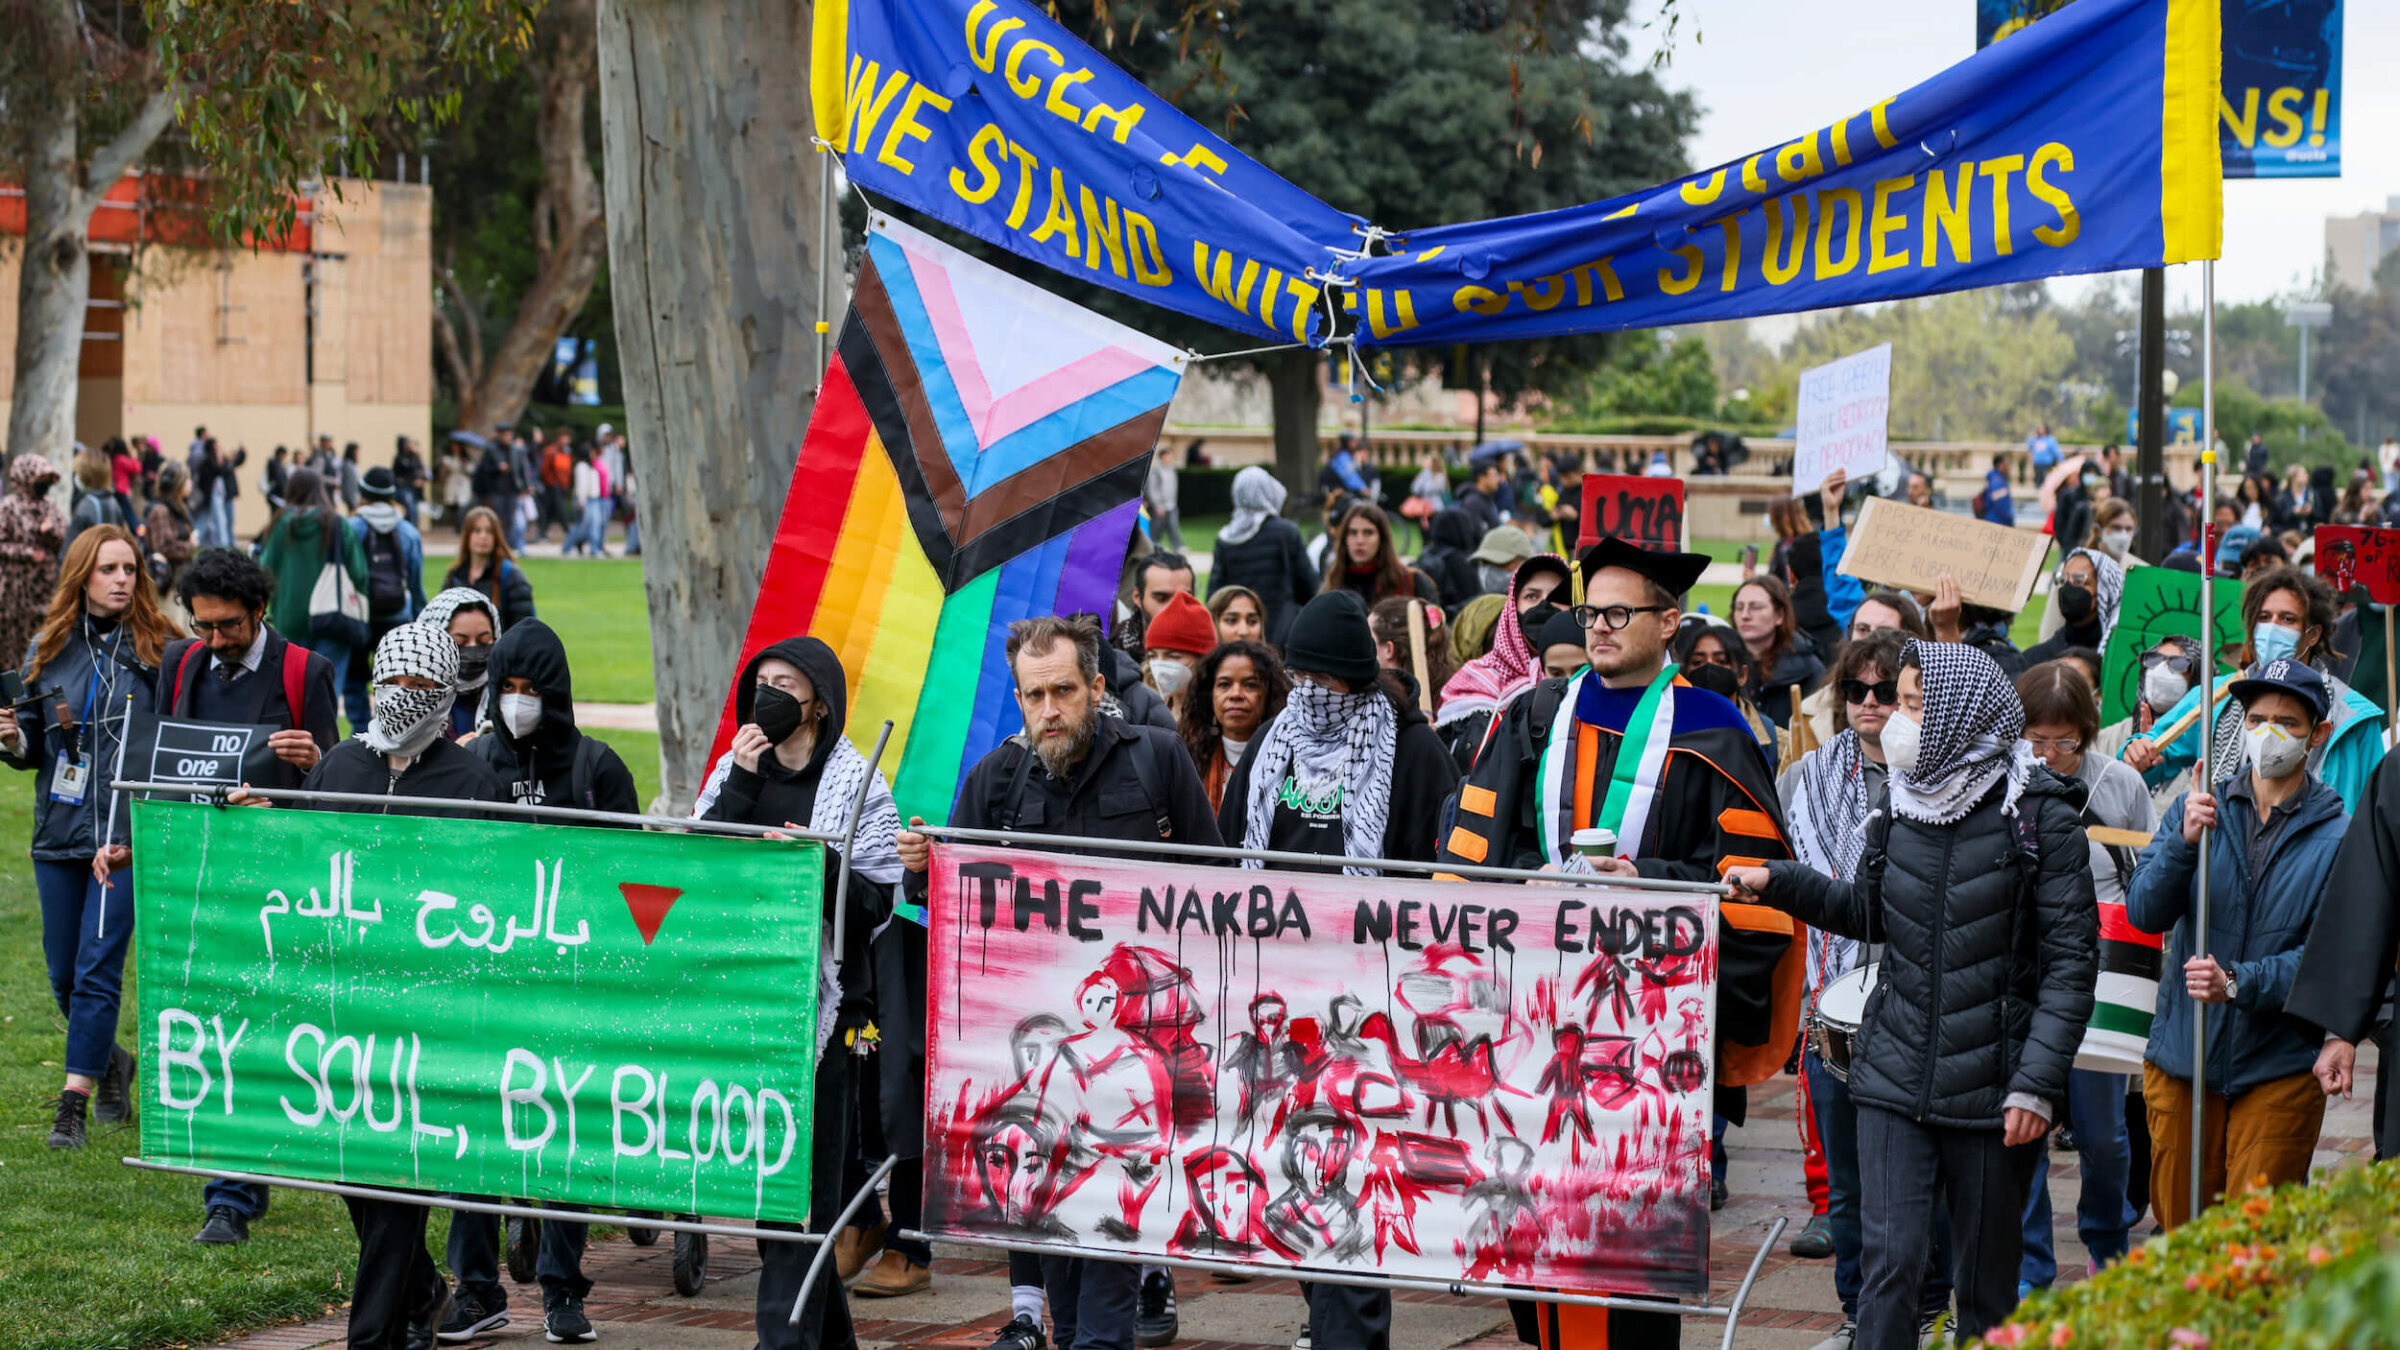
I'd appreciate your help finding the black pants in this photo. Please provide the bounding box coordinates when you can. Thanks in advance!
[1039,1256,1140,1350]
[1304,1284,1390,1350]
[756,1045,857,1350]
[1855,1106,2042,1350]
[840,1069,932,1266]
[344,1196,448,1350]
[445,1204,590,1304]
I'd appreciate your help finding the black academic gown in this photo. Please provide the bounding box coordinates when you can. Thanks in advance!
[2287,743,2400,1158]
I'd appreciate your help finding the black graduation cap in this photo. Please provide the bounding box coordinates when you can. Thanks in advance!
[1577,536,1713,596]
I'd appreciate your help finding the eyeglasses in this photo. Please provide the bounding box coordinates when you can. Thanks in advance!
[2140,651,2195,675]
[2024,736,2084,755]
[1840,678,1899,706]
[1571,604,1670,631]
[189,617,251,635]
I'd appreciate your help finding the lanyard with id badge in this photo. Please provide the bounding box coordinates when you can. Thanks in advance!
[51,636,121,807]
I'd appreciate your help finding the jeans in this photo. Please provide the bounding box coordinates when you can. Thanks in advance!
[1807,1051,1953,1318]
[34,860,133,1079]
[2020,1070,2134,1287]
[623,511,639,554]
[204,1177,271,1219]
[345,1195,448,1350]
[492,494,526,551]
[1039,1256,1140,1350]
[445,1206,590,1304]
[1855,1106,2042,1350]
[310,639,367,732]
[565,498,610,555]
[756,1043,857,1350]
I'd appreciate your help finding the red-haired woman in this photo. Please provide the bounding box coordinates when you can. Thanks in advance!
[0,524,180,1148]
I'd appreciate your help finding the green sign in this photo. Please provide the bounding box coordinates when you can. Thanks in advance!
[2100,566,2245,724]
[134,799,825,1222]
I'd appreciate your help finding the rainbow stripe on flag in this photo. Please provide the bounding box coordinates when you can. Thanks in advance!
[717,213,1187,827]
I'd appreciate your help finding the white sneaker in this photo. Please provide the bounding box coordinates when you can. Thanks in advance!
[1807,1320,1855,1350]
[1291,1333,1313,1350]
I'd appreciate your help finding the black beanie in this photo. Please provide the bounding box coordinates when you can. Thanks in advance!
[1519,601,1565,652]
[1536,607,1587,653]
[1283,591,1381,685]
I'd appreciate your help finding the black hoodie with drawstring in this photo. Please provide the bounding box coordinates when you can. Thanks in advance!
[470,619,639,814]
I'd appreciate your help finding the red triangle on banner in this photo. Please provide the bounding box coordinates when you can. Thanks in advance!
[619,883,684,945]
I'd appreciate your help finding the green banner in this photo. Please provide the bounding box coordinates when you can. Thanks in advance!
[134,799,825,1222]
[2100,566,2245,724]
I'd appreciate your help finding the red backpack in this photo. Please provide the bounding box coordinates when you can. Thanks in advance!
[166,638,311,729]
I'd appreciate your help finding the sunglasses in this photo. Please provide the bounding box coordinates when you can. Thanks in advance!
[1841,678,1899,706]
[2140,651,2195,675]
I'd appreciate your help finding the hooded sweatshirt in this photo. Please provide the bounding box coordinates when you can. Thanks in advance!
[471,619,638,813]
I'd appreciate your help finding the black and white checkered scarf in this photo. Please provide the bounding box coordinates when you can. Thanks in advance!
[1889,640,2034,826]
[1240,679,1397,875]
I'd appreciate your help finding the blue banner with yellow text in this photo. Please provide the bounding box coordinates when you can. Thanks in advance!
[814,0,1361,344]
[1337,0,2219,350]
[1980,0,2338,179]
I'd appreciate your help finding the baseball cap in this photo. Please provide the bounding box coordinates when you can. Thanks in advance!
[2229,658,2330,723]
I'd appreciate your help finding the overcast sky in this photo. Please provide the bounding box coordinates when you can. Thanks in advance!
[1626,0,2393,312]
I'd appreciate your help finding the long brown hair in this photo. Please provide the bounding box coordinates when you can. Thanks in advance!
[1732,574,1799,672]
[1323,501,1412,601]
[457,505,516,572]
[29,524,178,676]
[1369,596,1456,706]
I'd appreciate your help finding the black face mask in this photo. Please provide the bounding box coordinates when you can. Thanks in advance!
[455,645,492,681]
[2056,583,2097,624]
[753,684,809,745]
[1519,602,1563,651]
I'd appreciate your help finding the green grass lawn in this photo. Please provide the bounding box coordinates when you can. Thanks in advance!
[423,557,655,705]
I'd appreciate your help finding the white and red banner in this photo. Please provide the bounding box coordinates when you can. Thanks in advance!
[920,843,1720,1296]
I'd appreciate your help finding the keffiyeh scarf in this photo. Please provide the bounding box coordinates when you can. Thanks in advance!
[1788,730,1873,992]
[1437,556,1564,729]
[360,623,459,758]
[1888,640,2034,825]
[1240,680,1398,875]
[2065,547,2125,653]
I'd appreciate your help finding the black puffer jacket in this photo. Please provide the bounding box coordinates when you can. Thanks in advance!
[1766,768,2097,1127]
[1208,517,1317,649]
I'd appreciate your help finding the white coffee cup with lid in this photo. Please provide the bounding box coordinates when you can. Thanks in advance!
[1571,827,1617,860]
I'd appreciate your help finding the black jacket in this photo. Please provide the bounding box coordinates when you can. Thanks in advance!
[1745,634,1826,730]
[302,735,507,819]
[1215,691,1459,865]
[2020,615,2105,670]
[1417,508,1483,608]
[157,628,340,792]
[1208,518,1317,650]
[1765,770,2098,1127]
[8,621,160,861]
[443,558,537,631]
[905,713,1224,914]
[1102,645,1178,733]
[471,619,639,814]
[2287,746,2400,1158]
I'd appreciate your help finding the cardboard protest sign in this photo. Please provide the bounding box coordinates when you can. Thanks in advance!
[1792,344,1891,493]
[921,843,1719,1296]
[2313,526,2400,605]
[1836,497,2053,613]
[135,800,825,1221]
[2097,567,2246,725]
[1577,475,1687,551]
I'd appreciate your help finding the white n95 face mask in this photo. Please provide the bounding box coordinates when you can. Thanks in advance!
[1881,710,1923,774]
[2245,721,2308,779]
[1148,658,1192,698]
[499,693,544,738]
[2143,666,2189,712]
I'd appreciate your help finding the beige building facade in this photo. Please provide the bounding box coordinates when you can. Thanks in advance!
[0,177,431,535]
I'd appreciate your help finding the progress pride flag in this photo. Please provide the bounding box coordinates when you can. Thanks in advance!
[920,842,1719,1295]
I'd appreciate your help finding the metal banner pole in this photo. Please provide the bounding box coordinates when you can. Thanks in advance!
[828,720,895,980]
[787,1155,899,1326]
[2191,257,2216,1223]
[95,693,133,937]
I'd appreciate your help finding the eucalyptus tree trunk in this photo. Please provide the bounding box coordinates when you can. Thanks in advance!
[596,0,828,807]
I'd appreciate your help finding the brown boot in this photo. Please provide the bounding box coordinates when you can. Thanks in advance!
[835,1221,888,1282]
[851,1249,931,1299]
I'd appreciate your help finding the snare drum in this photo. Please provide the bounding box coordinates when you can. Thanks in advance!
[1809,963,1879,1082]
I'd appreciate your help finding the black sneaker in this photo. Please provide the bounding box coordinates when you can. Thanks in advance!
[47,1089,89,1149]
[193,1204,251,1245]
[986,1313,1047,1350]
[544,1295,597,1344]
[95,1044,136,1124]
[437,1289,510,1342]
[1136,1270,1178,1347]
[1710,1170,1728,1212]
[409,1287,456,1350]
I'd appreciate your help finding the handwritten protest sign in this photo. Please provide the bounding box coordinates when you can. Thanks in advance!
[135,800,825,1220]
[1792,344,1892,493]
[921,843,1719,1296]
[1837,498,2054,613]
[2097,567,2245,725]
[2313,526,2400,605]
[1577,475,1686,552]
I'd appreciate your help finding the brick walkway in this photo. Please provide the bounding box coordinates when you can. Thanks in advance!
[211,1052,2380,1350]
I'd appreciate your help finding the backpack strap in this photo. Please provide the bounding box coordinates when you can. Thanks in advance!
[1001,741,1038,834]
[169,642,206,717]
[1125,727,1174,841]
[280,641,310,731]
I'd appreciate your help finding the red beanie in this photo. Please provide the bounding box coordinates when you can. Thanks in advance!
[1142,589,1217,658]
